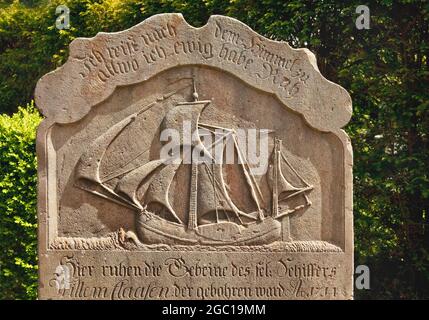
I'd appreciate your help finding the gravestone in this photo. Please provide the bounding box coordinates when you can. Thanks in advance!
[35,13,353,300]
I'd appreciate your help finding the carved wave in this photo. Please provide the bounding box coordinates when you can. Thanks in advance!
[50,230,342,252]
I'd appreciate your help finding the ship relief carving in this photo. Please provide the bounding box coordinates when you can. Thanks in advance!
[72,77,314,247]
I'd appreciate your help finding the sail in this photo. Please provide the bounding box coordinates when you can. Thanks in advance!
[144,161,183,223]
[268,138,313,218]
[75,115,135,185]
[213,135,261,221]
[162,101,211,150]
[156,100,211,228]
[196,162,238,224]
[269,140,310,192]
[277,163,303,194]
[73,114,141,210]
[278,151,313,199]
[115,159,164,207]
[73,90,179,210]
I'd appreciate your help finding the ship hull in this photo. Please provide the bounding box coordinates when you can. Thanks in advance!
[136,212,281,245]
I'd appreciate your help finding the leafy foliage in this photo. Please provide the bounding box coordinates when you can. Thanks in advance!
[0,102,41,299]
[0,0,428,299]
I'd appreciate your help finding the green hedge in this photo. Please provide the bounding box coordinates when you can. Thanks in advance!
[0,103,41,299]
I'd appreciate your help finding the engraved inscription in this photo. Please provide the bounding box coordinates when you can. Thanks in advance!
[75,20,310,97]
[48,255,343,300]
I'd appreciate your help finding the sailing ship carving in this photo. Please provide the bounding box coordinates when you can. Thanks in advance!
[74,82,313,245]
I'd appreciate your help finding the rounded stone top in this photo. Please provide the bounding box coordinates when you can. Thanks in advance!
[35,13,352,132]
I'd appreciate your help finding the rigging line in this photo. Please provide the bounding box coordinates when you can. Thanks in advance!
[198,124,233,141]
[79,182,140,211]
[278,187,314,201]
[198,126,222,137]
[214,142,259,222]
[198,128,252,222]
[200,124,269,198]
[201,131,231,150]
[81,189,138,211]
[233,134,265,204]
[100,184,141,209]
[232,134,265,212]
[198,122,234,132]
[197,127,234,163]
[205,163,246,225]
[136,89,177,117]
[212,130,234,147]
[167,77,196,96]
[100,149,150,183]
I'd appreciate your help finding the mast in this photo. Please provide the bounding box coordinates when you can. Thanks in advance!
[272,138,291,241]
[272,138,279,217]
[188,79,199,230]
[188,160,199,230]
[167,77,213,230]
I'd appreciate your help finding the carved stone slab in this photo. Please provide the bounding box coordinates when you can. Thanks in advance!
[35,13,353,300]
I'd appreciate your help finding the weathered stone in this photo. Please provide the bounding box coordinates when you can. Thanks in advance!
[36,13,353,300]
